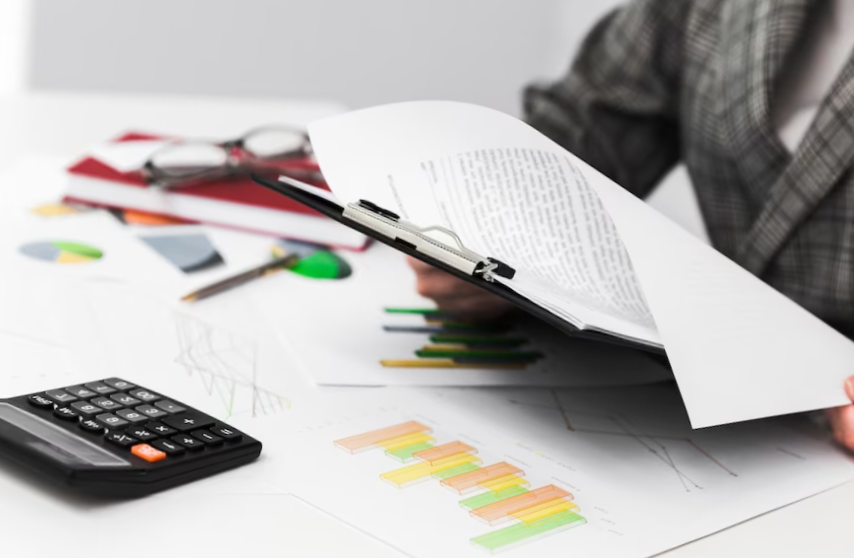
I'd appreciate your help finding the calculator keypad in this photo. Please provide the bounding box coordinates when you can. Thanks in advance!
[22,379,248,470]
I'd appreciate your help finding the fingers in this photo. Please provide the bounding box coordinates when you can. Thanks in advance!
[406,256,512,321]
[846,376,854,402]
[827,404,854,452]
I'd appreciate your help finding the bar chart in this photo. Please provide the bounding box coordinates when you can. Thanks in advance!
[380,308,544,371]
[334,420,586,553]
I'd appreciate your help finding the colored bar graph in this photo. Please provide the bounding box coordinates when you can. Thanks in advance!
[413,441,477,464]
[441,462,525,494]
[470,511,587,553]
[470,485,574,526]
[459,486,530,511]
[336,422,586,553]
[333,421,432,454]
[381,453,483,488]
[380,360,527,370]
[429,335,528,347]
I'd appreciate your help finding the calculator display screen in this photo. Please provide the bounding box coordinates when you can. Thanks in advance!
[0,403,129,467]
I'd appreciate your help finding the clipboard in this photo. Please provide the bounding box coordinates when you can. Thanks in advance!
[251,172,667,357]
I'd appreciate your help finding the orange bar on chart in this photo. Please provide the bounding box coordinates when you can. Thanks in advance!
[412,441,477,464]
[333,421,432,454]
[471,485,574,525]
[441,462,524,494]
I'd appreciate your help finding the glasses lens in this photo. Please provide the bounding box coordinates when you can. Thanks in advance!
[150,143,229,178]
[243,129,307,159]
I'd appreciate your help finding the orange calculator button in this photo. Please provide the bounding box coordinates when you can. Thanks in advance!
[131,444,167,463]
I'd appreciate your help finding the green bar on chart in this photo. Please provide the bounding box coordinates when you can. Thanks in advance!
[429,335,528,347]
[385,442,435,462]
[416,349,543,360]
[381,453,483,488]
[432,462,482,480]
[459,486,530,511]
[470,511,587,553]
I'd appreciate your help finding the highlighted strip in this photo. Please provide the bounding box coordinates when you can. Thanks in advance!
[379,432,435,451]
[433,462,481,480]
[441,462,524,495]
[460,486,529,511]
[386,442,435,462]
[470,485,574,526]
[413,441,477,464]
[381,453,482,488]
[380,360,527,370]
[334,421,432,454]
[481,474,531,493]
[470,511,587,554]
[512,498,580,525]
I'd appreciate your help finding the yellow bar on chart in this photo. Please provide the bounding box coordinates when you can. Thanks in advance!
[333,421,432,454]
[412,441,477,464]
[379,432,436,451]
[512,498,581,525]
[441,462,524,495]
[471,485,574,526]
[381,453,483,488]
[480,474,531,493]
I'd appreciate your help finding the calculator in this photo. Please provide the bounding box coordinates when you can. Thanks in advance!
[0,378,262,497]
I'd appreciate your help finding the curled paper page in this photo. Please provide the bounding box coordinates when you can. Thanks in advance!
[308,101,854,428]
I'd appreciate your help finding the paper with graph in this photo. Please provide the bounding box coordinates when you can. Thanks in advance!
[277,384,854,557]
[307,100,854,427]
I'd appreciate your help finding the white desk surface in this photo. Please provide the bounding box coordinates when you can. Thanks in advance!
[0,91,851,557]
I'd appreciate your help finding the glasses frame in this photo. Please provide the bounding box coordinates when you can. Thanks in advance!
[142,125,313,190]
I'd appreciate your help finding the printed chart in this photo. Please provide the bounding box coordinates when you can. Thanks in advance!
[173,313,291,419]
[19,240,103,264]
[335,420,586,553]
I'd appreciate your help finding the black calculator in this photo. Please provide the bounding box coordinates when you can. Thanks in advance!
[0,378,262,497]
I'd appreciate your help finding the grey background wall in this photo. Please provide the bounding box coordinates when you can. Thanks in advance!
[28,0,624,115]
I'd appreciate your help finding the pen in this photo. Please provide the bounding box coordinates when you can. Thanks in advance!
[180,253,299,302]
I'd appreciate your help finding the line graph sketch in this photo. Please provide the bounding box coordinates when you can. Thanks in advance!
[504,389,737,492]
[173,313,290,419]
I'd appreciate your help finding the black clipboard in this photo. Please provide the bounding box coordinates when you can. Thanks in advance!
[251,172,667,357]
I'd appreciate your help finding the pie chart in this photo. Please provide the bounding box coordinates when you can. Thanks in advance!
[19,240,103,264]
[272,239,352,280]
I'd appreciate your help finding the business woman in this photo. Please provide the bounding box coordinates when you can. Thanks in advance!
[408,0,854,449]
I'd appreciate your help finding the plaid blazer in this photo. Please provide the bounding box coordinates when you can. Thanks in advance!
[525,0,854,338]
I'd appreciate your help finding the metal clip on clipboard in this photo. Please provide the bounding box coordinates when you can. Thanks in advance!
[343,199,516,282]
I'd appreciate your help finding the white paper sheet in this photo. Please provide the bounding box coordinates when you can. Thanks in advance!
[251,243,672,388]
[274,384,854,558]
[305,101,854,427]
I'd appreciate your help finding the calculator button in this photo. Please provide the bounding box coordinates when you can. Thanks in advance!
[154,400,186,414]
[110,393,141,406]
[136,405,168,419]
[71,401,103,417]
[103,378,136,391]
[45,389,77,404]
[28,394,54,409]
[106,431,137,447]
[65,385,98,398]
[79,419,105,434]
[131,444,167,463]
[147,422,177,436]
[53,406,79,421]
[96,413,129,430]
[151,439,185,456]
[171,434,204,452]
[162,413,214,432]
[210,425,243,442]
[91,397,123,411]
[127,427,157,441]
[84,381,116,395]
[191,430,223,446]
[116,409,148,424]
[129,389,161,403]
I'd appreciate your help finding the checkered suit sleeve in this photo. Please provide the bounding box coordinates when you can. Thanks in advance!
[524,0,691,198]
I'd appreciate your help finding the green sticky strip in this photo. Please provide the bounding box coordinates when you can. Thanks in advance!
[470,511,587,553]
[53,241,103,259]
[459,486,529,510]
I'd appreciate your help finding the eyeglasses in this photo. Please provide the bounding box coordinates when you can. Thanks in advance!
[141,126,320,190]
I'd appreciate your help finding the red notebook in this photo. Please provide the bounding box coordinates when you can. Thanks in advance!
[64,132,367,250]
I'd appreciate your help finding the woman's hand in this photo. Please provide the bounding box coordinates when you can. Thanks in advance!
[407,257,513,322]
[827,377,854,451]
